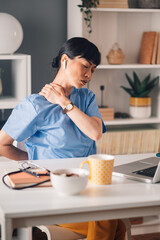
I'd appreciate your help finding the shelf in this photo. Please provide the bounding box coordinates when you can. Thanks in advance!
[0,54,30,60]
[131,216,160,235]
[0,54,31,112]
[0,97,23,109]
[104,117,160,126]
[97,64,160,69]
[92,8,160,13]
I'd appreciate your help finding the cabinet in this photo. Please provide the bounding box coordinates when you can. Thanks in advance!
[67,0,160,128]
[0,54,31,110]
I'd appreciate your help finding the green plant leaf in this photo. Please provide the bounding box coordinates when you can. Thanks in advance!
[133,71,141,92]
[125,73,137,93]
[77,0,98,34]
[141,73,151,87]
[138,89,152,97]
[122,71,159,97]
[120,86,135,97]
[146,76,159,90]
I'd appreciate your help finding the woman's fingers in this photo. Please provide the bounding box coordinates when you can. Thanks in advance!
[50,83,65,94]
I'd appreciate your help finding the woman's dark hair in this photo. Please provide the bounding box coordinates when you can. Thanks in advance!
[52,37,101,69]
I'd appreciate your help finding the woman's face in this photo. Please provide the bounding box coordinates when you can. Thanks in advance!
[66,56,96,89]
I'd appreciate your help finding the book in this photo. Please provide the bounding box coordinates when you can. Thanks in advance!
[138,31,156,64]
[6,170,51,188]
[98,0,128,8]
[151,32,158,64]
[156,32,160,64]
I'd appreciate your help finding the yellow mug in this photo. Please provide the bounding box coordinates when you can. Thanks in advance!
[80,154,114,185]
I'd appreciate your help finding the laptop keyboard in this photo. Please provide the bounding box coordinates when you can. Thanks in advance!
[133,166,157,178]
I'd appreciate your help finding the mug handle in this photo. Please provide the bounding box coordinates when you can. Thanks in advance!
[80,160,91,180]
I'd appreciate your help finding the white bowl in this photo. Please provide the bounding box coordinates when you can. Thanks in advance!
[50,168,89,195]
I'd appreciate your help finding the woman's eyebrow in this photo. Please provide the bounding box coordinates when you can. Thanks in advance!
[87,60,96,67]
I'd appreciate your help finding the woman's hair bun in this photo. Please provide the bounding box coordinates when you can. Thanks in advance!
[52,56,59,68]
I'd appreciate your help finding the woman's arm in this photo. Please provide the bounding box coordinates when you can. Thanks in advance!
[0,130,28,160]
[39,83,102,141]
[67,107,102,141]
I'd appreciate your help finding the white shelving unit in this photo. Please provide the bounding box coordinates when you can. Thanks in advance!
[0,54,31,109]
[68,2,160,235]
[67,1,160,128]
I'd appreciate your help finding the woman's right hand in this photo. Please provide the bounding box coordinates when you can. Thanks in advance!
[39,83,70,108]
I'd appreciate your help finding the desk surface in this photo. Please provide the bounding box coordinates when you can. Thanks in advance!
[0,153,160,240]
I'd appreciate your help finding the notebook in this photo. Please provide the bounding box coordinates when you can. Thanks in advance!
[113,156,160,183]
[6,169,51,188]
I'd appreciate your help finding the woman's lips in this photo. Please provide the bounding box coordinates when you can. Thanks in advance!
[81,80,87,85]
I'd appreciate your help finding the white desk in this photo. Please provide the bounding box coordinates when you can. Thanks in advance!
[0,153,160,240]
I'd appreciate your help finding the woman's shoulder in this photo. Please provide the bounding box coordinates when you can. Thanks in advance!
[24,93,49,113]
[75,87,95,97]
[25,93,45,105]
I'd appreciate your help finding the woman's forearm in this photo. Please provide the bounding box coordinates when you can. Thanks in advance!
[67,105,102,141]
[0,130,28,161]
[0,144,28,161]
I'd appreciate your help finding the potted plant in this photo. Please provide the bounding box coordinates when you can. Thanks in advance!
[77,0,99,34]
[121,71,159,118]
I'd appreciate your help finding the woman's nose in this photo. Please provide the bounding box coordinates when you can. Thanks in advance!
[85,69,92,79]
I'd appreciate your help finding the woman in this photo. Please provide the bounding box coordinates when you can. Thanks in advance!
[0,37,125,239]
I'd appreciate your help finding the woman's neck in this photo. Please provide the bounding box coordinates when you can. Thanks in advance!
[52,71,72,98]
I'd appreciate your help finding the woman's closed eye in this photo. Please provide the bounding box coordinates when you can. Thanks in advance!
[83,64,90,69]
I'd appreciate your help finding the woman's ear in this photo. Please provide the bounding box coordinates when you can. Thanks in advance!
[61,54,69,70]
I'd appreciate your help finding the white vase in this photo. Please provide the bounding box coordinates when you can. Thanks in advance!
[129,97,151,118]
[0,12,23,54]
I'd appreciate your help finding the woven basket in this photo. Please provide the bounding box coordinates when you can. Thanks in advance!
[107,42,125,64]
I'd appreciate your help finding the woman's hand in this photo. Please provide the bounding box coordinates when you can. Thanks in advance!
[39,83,69,107]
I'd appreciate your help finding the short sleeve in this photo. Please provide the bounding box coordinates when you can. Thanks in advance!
[85,92,106,133]
[2,97,38,142]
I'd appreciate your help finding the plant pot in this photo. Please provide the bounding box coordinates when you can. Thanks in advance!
[129,97,151,118]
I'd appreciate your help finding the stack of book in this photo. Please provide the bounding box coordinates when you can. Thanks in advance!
[98,0,128,8]
[96,127,160,155]
[138,31,160,64]
[99,107,114,121]
[6,170,51,188]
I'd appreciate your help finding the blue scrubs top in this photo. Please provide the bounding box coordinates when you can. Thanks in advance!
[3,87,106,160]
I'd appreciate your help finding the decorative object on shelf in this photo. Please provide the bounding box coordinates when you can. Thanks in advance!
[121,71,159,118]
[99,85,114,120]
[138,0,159,9]
[99,107,114,121]
[99,85,105,107]
[77,0,99,34]
[98,0,128,8]
[0,12,23,54]
[128,0,139,8]
[107,42,125,64]
[114,112,130,119]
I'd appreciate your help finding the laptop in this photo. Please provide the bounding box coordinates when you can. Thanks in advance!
[113,156,160,183]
